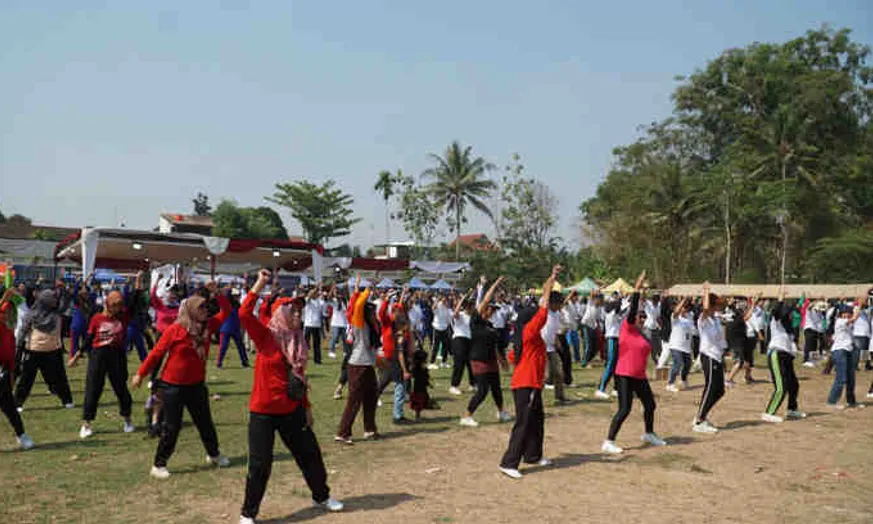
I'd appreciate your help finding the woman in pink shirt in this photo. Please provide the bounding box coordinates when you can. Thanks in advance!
[601,271,667,455]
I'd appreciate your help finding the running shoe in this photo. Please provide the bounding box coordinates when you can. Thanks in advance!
[601,440,624,454]
[760,413,783,424]
[786,410,807,419]
[665,384,679,393]
[641,433,667,446]
[313,498,344,512]
[448,387,462,396]
[459,417,479,428]
[16,433,35,450]
[692,420,718,434]
[594,390,611,400]
[150,466,170,480]
[79,425,93,439]
[206,454,231,467]
[499,467,523,479]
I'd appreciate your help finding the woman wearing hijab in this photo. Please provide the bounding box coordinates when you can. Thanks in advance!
[13,288,75,411]
[71,272,143,439]
[1,289,34,449]
[132,281,231,479]
[238,270,343,523]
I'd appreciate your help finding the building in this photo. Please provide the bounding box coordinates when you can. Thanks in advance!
[158,213,214,235]
[371,241,416,260]
[0,223,80,282]
[446,233,497,253]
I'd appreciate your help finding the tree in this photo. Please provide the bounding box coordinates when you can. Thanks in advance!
[0,210,5,223]
[211,200,287,240]
[192,192,212,216]
[374,170,399,243]
[6,214,32,228]
[267,180,361,246]
[423,141,496,260]
[392,173,440,258]
[499,154,559,253]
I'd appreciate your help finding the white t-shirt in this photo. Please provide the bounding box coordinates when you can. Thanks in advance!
[604,309,623,338]
[580,303,601,329]
[408,304,424,331]
[697,315,727,361]
[767,318,795,355]
[643,300,659,331]
[852,310,871,338]
[804,308,823,333]
[329,300,348,328]
[432,302,451,331]
[491,304,510,330]
[668,314,694,354]
[452,311,471,339]
[541,310,561,353]
[749,306,766,333]
[831,317,853,351]
[303,298,325,328]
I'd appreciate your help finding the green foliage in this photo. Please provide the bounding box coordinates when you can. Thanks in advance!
[0,209,5,223]
[30,229,52,241]
[423,141,496,259]
[498,154,559,253]
[393,173,440,258]
[5,214,32,228]
[211,200,288,240]
[375,169,401,243]
[192,192,212,216]
[582,26,873,286]
[805,229,873,283]
[267,180,361,245]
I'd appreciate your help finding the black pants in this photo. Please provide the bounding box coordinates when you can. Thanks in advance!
[467,370,503,415]
[337,344,353,386]
[607,375,655,440]
[14,349,73,407]
[304,327,322,364]
[558,335,573,385]
[154,382,220,467]
[691,336,700,360]
[803,329,821,362]
[431,329,451,363]
[82,348,133,422]
[765,351,798,414]
[241,407,330,519]
[451,338,474,388]
[500,388,544,469]
[0,372,25,437]
[697,354,725,423]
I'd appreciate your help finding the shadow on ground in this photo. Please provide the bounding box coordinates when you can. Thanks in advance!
[261,492,419,523]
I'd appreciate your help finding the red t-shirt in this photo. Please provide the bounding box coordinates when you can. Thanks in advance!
[138,295,230,385]
[87,312,129,350]
[379,300,396,359]
[0,302,15,371]
[615,318,651,380]
[511,307,549,390]
[239,292,307,415]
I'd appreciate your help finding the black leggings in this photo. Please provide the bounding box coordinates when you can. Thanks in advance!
[451,338,474,388]
[697,354,725,423]
[305,327,322,364]
[154,382,220,468]
[241,408,330,519]
[0,372,25,437]
[765,350,798,414]
[607,375,655,440]
[558,335,573,385]
[467,370,503,415]
[82,348,133,422]
[803,329,821,362]
[431,329,451,363]
[14,349,74,407]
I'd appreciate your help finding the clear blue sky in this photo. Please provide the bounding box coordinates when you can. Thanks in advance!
[1,0,870,249]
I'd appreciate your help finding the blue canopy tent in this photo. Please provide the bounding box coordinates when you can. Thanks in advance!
[346,277,373,289]
[430,279,453,290]
[406,277,429,290]
[376,278,397,289]
[93,268,127,283]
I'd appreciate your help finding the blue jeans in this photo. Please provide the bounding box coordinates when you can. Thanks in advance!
[566,330,581,363]
[668,350,691,384]
[827,350,857,405]
[598,338,618,392]
[392,361,407,420]
[328,326,347,355]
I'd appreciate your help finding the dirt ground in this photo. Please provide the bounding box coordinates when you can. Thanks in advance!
[174,366,873,524]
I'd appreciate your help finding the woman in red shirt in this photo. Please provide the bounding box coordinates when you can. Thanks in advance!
[238,270,343,523]
[1,290,34,449]
[132,282,230,479]
[601,271,667,455]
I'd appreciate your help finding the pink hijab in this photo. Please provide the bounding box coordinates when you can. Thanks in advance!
[267,303,308,381]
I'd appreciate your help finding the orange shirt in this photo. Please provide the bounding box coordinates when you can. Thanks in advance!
[510,307,549,390]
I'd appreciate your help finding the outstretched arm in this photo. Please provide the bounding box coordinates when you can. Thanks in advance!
[539,265,562,308]
[476,277,505,317]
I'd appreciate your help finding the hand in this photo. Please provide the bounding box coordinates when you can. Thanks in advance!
[67,354,79,367]
[403,371,412,381]
[305,408,314,428]
[131,374,144,389]
[634,270,647,291]
[702,280,711,292]
[551,265,563,278]
[480,275,487,285]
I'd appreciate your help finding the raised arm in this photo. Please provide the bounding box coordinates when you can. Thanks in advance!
[539,265,562,309]
[673,296,688,319]
[627,270,646,322]
[477,277,505,317]
[453,289,472,318]
[700,281,713,319]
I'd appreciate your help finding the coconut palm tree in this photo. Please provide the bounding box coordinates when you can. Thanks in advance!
[423,141,496,260]
[374,170,399,244]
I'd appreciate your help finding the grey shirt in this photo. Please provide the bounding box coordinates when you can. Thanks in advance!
[348,325,376,366]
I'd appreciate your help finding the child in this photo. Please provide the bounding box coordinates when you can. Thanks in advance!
[409,346,431,420]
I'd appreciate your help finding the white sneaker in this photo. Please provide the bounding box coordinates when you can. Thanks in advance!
[16,433,35,450]
[377,399,383,407]
[544,384,556,390]
[427,364,439,370]
[206,455,231,468]
[499,467,523,479]
[682,381,690,390]
[459,417,479,428]
[467,385,476,392]
[665,384,679,393]
[333,391,342,400]
[79,425,93,439]
[239,516,256,524]
[867,392,873,399]
[641,433,667,446]
[328,352,337,359]
[826,403,845,411]
[848,403,866,409]
[601,440,624,454]
[786,410,807,420]
[147,380,154,390]
[611,390,618,397]
[802,361,816,368]
[448,387,462,396]
[123,421,135,433]
[313,498,344,512]
[498,411,513,423]
[692,420,719,434]
[16,406,23,414]
[594,390,611,400]
[761,413,783,424]
[537,458,553,466]
[64,403,75,409]
[150,466,170,479]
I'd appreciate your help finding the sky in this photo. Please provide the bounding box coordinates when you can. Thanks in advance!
[1,0,870,249]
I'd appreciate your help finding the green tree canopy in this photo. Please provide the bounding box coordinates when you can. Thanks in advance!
[192,192,212,216]
[266,180,360,246]
[212,200,288,240]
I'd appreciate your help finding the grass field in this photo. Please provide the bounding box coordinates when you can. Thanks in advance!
[2,347,872,524]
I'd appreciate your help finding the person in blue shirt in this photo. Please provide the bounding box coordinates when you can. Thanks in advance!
[217,293,249,368]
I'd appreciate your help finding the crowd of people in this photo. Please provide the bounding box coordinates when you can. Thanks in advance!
[1,263,871,523]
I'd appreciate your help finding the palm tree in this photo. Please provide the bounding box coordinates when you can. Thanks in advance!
[374,170,398,244]
[423,141,496,260]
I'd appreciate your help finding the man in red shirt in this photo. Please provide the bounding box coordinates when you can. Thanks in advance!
[499,265,563,479]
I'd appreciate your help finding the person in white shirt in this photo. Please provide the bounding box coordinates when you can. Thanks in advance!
[564,293,582,364]
[328,287,353,399]
[852,304,871,371]
[643,296,662,363]
[430,295,452,369]
[802,300,825,366]
[726,295,760,386]
[826,300,865,409]
[666,297,694,392]
[303,287,326,364]
[692,282,729,434]
[580,291,603,366]
[449,288,475,395]
[761,288,806,423]
[595,297,624,399]
[542,305,566,403]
